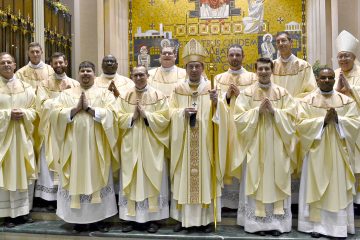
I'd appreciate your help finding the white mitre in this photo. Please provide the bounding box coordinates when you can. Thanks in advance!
[336,30,359,55]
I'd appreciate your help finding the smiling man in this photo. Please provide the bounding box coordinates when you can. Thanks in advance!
[148,46,186,97]
[214,44,257,210]
[117,65,170,233]
[35,52,79,209]
[272,32,316,98]
[233,57,297,237]
[0,52,37,228]
[95,55,134,98]
[297,67,360,239]
[50,61,119,232]
[15,42,54,90]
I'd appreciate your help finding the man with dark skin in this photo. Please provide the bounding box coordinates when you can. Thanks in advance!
[297,67,359,239]
[95,55,134,98]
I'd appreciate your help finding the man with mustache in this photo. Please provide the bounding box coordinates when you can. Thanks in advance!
[34,52,79,210]
[297,67,359,239]
[214,44,256,210]
[148,46,186,97]
[15,42,54,90]
[234,57,297,236]
[50,61,119,232]
[95,55,134,98]
[0,52,37,228]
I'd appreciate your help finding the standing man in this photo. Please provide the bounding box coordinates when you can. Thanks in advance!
[50,61,119,232]
[95,55,134,98]
[0,52,37,227]
[15,42,54,90]
[297,67,359,239]
[273,32,316,98]
[334,31,360,206]
[214,44,257,209]
[117,65,170,233]
[233,58,297,236]
[148,46,186,97]
[35,52,79,209]
[169,39,220,233]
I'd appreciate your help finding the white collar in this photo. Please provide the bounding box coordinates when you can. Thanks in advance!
[185,76,207,93]
[320,89,334,95]
[135,84,148,92]
[28,61,45,69]
[1,75,16,83]
[160,65,176,72]
[228,67,244,74]
[280,54,294,63]
[258,82,272,89]
[102,73,117,79]
[55,73,67,80]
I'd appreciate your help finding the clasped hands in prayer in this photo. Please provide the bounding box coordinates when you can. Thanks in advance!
[259,98,275,115]
[324,108,338,125]
[336,72,351,95]
[70,92,95,118]
[132,99,146,121]
[108,80,120,98]
[226,84,240,99]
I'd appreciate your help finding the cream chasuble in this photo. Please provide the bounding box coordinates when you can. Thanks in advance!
[148,66,186,97]
[34,74,79,200]
[233,83,297,217]
[335,65,360,203]
[272,55,316,98]
[117,86,170,217]
[15,62,54,90]
[0,77,37,191]
[95,73,134,98]
[297,90,359,237]
[49,85,119,208]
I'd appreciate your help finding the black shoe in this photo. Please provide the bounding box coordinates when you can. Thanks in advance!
[147,222,159,233]
[90,221,109,232]
[257,231,266,236]
[271,230,281,236]
[16,214,34,224]
[73,224,88,233]
[122,222,134,232]
[202,224,213,233]
[4,217,16,228]
[310,232,321,238]
[173,222,183,232]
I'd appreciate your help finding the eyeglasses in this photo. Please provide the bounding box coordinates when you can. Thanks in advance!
[337,53,353,60]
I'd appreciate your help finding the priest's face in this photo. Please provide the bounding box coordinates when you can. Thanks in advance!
[28,46,43,65]
[160,47,176,68]
[79,67,95,89]
[316,69,335,92]
[256,62,272,85]
[276,34,292,56]
[132,66,148,89]
[51,56,68,75]
[186,61,203,83]
[102,55,118,75]
[0,54,16,80]
[227,47,243,70]
[337,51,355,72]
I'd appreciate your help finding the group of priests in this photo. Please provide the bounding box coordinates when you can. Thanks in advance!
[0,29,360,239]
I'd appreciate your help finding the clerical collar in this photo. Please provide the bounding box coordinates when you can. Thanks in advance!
[1,75,15,83]
[55,73,67,80]
[161,65,176,72]
[258,82,272,89]
[320,89,334,95]
[102,73,116,79]
[280,54,294,63]
[28,61,45,69]
[135,85,148,92]
[188,80,201,86]
[228,67,244,74]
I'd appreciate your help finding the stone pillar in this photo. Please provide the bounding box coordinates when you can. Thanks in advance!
[33,0,45,61]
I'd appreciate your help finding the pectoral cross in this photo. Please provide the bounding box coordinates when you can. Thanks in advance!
[192,102,197,108]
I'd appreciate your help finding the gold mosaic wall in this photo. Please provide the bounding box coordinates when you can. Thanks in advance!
[129,0,306,76]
